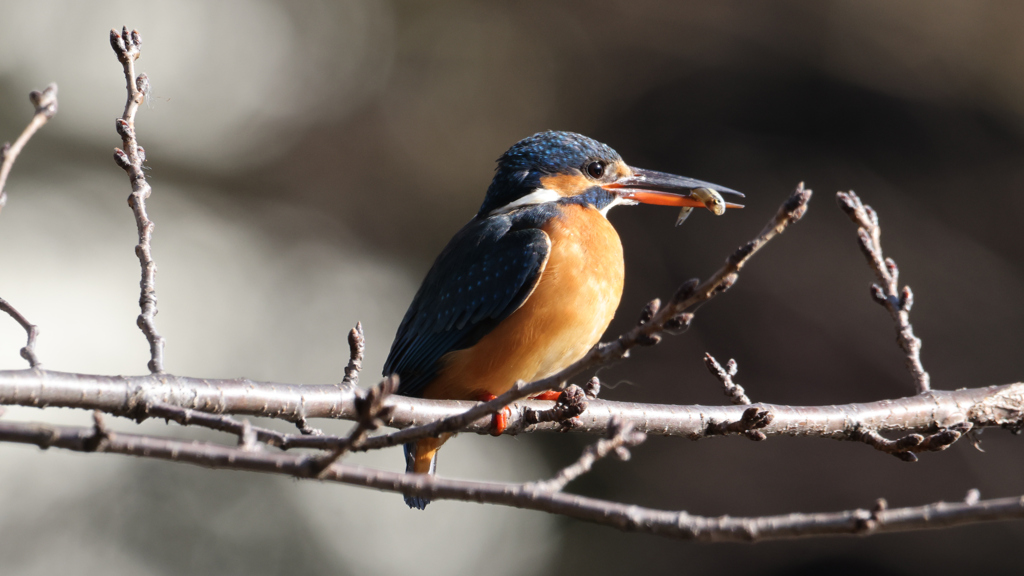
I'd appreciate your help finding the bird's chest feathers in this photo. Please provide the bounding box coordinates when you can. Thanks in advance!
[519,205,625,375]
[429,205,625,399]
[539,205,625,307]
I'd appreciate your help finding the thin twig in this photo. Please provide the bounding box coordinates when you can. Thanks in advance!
[146,401,287,449]
[851,423,972,462]
[0,298,41,368]
[528,417,646,492]
[369,184,813,451]
[0,84,58,216]
[837,191,930,393]
[704,353,750,405]
[2,416,1023,542]
[341,322,365,388]
[314,375,398,476]
[110,26,164,374]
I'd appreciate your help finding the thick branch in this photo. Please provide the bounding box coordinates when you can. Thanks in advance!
[1,370,1021,450]
[1,417,1021,542]
[0,84,57,216]
[110,26,164,374]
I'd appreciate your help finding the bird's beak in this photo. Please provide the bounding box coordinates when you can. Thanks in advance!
[602,167,745,214]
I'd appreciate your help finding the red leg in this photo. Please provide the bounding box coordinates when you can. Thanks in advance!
[478,393,512,436]
[532,390,562,401]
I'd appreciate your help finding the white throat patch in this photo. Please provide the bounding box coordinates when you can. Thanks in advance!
[488,188,562,216]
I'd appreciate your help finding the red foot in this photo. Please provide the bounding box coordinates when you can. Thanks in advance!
[479,393,512,436]
[532,390,562,401]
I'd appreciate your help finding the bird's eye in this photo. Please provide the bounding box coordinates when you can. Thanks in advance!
[585,161,605,179]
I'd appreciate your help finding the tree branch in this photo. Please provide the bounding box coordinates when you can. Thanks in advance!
[110,26,164,374]
[0,84,58,216]
[1,370,1021,452]
[355,183,813,452]
[0,298,41,369]
[704,353,751,405]
[837,191,930,393]
[1,416,1021,542]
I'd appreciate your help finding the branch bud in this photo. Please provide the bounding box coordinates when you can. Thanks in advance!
[113,148,131,170]
[836,191,859,217]
[870,284,886,305]
[137,146,146,163]
[864,205,879,228]
[584,376,601,399]
[115,118,132,139]
[110,28,126,56]
[136,73,150,98]
[663,312,693,335]
[726,358,738,377]
[900,285,914,312]
[28,84,58,119]
[672,278,700,304]
[885,258,898,285]
[637,298,660,326]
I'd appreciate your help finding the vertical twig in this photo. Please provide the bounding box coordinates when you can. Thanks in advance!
[704,353,751,405]
[0,298,41,368]
[0,84,58,216]
[110,27,164,374]
[341,322,365,388]
[837,191,930,393]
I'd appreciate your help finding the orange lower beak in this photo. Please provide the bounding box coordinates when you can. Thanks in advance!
[602,167,745,211]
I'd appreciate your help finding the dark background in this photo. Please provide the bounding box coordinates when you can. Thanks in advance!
[1,2,1023,574]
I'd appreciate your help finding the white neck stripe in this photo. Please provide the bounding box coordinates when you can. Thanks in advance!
[488,188,562,216]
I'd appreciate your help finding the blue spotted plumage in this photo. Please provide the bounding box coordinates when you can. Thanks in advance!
[386,210,551,398]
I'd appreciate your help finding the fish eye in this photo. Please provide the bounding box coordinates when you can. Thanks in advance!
[585,160,605,179]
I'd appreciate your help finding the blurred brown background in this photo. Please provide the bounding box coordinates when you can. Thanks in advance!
[2,1,1024,574]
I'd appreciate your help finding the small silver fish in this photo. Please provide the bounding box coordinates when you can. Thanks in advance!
[676,187,727,225]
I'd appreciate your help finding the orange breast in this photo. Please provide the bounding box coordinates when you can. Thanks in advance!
[423,204,625,401]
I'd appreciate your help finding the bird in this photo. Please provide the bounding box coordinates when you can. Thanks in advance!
[384,130,742,509]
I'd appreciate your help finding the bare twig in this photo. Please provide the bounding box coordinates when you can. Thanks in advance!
[528,417,646,492]
[1,416,1023,542]
[0,84,58,216]
[314,375,398,476]
[110,26,164,374]
[851,422,972,462]
[837,191,930,393]
[704,353,750,405]
[341,322,365,388]
[146,401,286,449]
[0,298,41,368]
[368,184,813,451]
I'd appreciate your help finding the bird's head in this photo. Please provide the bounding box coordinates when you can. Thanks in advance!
[479,130,743,221]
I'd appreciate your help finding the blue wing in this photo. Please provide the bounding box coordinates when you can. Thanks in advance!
[384,214,551,398]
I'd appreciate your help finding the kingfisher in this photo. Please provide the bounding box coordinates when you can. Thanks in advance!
[384,131,742,509]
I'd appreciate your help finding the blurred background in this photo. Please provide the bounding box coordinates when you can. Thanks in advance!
[1,1,1024,574]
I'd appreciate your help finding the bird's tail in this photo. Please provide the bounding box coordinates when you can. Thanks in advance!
[403,438,436,506]
[403,440,439,510]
